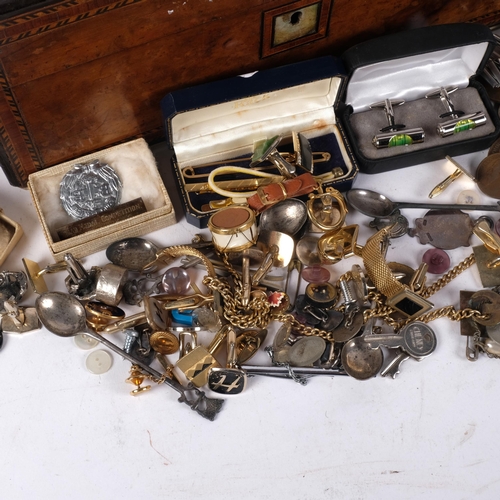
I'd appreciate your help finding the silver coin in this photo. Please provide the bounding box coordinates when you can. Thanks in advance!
[60,160,122,219]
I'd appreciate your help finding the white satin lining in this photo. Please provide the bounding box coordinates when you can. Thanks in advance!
[171,77,342,168]
[346,43,489,113]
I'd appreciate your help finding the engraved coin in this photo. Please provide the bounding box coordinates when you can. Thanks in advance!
[60,160,122,219]
[400,322,437,358]
[476,154,500,199]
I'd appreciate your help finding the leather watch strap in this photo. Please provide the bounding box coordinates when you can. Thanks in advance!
[247,173,318,212]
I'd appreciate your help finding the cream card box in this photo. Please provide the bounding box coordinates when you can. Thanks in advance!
[28,138,175,261]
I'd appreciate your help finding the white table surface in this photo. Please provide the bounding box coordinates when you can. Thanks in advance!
[1,142,499,500]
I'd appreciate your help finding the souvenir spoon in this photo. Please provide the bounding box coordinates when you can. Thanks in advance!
[106,237,163,271]
[346,189,500,217]
[35,291,224,421]
[106,236,213,271]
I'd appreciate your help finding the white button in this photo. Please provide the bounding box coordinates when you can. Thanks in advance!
[457,190,480,205]
[85,349,113,374]
[74,334,99,350]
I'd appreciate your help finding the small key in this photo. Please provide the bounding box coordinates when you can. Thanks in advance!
[363,322,437,358]
[380,348,411,378]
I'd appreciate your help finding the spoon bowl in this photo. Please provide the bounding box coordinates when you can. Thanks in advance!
[36,291,87,337]
[106,237,159,271]
[259,199,308,236]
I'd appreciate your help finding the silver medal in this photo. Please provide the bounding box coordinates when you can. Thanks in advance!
[60,160,122,219]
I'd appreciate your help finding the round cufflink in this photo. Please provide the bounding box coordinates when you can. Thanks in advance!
[84,301,125,332]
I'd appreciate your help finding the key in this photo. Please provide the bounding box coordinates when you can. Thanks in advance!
[363,321,437,358]
[380,348,411,378]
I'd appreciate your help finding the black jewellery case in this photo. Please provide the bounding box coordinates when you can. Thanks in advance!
[338,23,500,175]
[161,56,358,228]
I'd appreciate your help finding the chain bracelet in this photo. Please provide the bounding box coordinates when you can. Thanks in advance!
[421,253,476,299]
[203,274,273,329]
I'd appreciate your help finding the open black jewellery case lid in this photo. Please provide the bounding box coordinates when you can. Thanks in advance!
[338,23,500,175]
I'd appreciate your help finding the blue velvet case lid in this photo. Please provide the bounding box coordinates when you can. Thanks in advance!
[161,56,358,228]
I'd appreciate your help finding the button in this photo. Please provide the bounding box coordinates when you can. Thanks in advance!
[457,190,480,205]
[422,249,451,274]
[74,333,99,350]
[85,349,113,374]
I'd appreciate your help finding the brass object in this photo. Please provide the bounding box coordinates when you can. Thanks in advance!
[317,225,359,264]
[175,327,228,387]
[149,330,180,355]
[362,226,433,320]
[428,156,477,199]
[126,365,152,396]
[22,258,67,294]
[0,209,23,267]
[85,301,125,332]
[56,198,147,240]
[208,206,257,253]
[472,245,500,287]
[307,188,347,232]
[472,219,500,268]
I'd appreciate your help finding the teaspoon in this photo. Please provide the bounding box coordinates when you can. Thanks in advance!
[347,189,500,217]
[35,291,224,421]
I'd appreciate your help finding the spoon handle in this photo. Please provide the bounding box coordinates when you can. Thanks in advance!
[394,201,500,213]
[85,330,224,421]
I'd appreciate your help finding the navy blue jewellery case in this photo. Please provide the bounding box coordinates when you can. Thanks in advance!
[161,56,358,228]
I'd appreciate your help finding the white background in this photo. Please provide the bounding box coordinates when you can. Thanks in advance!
[1,142,499,499]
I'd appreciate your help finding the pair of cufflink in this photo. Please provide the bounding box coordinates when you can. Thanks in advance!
[371,86,486,149]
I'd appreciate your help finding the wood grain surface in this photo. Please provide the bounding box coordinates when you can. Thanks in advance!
[0,0,499,186]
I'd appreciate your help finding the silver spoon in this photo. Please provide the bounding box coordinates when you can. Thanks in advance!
[346,188,500,217]
[35,291,224,421]
[106,237,162,271]
[106,236,213,271]
[259,199,308,236]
